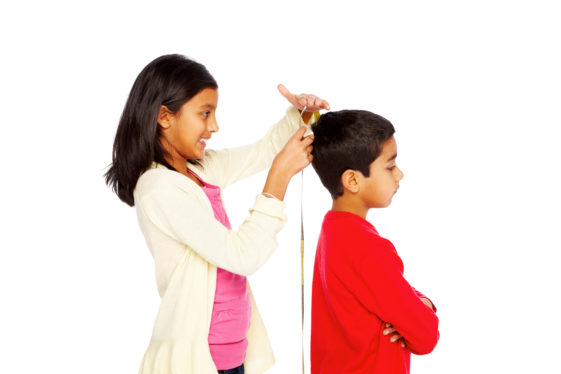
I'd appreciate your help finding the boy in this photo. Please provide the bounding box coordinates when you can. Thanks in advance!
[310,110,439,373]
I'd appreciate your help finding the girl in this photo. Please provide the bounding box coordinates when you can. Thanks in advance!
[105,54,329,374]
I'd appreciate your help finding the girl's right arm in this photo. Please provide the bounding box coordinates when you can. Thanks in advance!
[200,106,305,189]
[200,86,329,189]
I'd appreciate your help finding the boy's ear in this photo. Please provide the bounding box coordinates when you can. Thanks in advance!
[158,105,173,129]
[341,169,360,194]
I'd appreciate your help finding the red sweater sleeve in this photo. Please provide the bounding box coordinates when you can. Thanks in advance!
[353,238,439,355]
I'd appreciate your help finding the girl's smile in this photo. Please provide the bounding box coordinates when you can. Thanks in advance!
[158,88,219,172]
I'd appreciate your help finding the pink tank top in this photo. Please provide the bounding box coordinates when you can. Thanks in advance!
[188,169,251,370]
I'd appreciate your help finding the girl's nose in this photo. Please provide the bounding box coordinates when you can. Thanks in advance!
[397,166,404,181]
[209,118,219,133]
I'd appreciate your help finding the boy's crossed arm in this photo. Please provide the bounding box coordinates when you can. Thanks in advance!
[383,295,435,348]
[354,239,439,355]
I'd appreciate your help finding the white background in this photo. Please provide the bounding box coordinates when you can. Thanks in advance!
[1,1,560,373]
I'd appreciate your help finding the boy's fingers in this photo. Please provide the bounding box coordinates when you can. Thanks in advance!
[383,328,395,335]
[390,334,403,343]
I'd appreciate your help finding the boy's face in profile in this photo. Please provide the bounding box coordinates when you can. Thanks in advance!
[358,136,404,208]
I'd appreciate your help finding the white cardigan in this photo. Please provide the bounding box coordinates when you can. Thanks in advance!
[134,107,303,374]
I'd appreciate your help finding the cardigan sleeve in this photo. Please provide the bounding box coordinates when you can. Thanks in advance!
[354,239,440,355]
[138,186,287,276]
[199,106,304,189]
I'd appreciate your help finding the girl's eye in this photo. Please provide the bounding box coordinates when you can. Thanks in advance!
[202,111,210,118]
[388,166,396,171]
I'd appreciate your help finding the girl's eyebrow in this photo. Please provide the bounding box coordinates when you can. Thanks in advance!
[386,153,397,162]
[200,104,216,110]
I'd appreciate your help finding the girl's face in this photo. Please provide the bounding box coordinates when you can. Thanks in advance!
[160,88,219,161]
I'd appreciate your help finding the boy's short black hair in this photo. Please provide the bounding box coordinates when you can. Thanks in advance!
[311,110,395,199]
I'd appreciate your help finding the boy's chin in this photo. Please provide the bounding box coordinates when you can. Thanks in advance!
[372,200,393,209]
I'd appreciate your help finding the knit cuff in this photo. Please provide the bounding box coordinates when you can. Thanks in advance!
[250,194,287,222]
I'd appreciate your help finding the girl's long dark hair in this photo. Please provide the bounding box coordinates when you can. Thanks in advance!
[105,54,218,206]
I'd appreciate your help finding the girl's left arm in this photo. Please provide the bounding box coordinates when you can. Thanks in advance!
[138,183,287,276]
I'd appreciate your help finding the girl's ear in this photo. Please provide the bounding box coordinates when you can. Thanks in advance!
[341,169,360,194]
[158,105,173,129]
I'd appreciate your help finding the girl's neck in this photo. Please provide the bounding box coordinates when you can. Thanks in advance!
[185,169,203,187]
[167,157,204,187]
[159,136,203,187]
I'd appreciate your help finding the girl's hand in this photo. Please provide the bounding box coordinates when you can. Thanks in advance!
[277,84,330,113]
[262,126,314,200]
[383,323,406,348]
[274,126,315,176]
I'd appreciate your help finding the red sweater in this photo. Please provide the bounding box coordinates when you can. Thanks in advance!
[311,211,439,374]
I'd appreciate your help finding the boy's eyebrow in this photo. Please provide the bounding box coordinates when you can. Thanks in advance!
[387,153,397,162]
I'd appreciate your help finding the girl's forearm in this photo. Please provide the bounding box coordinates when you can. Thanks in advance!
[262,166,292,201]
[262,125,313,200]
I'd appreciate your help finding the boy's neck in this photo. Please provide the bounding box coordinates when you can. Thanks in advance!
[332,197,369,219]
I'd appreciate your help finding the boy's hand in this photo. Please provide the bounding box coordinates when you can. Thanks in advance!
[384,323,406,348]
[420,297,434,310]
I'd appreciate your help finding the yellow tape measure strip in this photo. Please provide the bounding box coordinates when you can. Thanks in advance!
[299,108,320,374]
[299,107,307,374]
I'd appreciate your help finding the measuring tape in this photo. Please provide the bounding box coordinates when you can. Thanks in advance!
[298,106,319,374]
[297,106,307,374]
[300,167,305,374]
